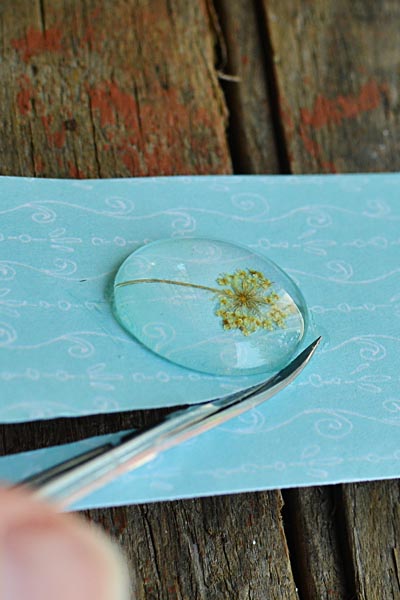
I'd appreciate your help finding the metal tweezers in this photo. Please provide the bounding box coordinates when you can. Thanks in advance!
[21,338,321,509]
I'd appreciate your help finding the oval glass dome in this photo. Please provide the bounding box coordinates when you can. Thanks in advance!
[112,238,308,376]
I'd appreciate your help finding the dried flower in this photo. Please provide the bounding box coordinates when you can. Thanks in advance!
[213,268,288,335]
[116,268,288,336]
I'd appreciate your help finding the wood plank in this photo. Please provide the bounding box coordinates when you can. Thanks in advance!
[0,1,299,598]
[88,493,299,599]
[215,0,280,173]
[261,1,400,598]
[217,2,352,598]
[342,481,400,600]
[1,0,231,177]
[263,0,400,175]
[283,487,353,600]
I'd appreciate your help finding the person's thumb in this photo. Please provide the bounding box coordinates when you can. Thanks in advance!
[0,486,130,600]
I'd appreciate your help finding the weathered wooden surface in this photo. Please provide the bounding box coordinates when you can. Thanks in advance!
[215,0,280,173]
[1,0,230,177]
[263,0,400,175]
[0,1,298,599]
[283,487,353,599]
[262,1,400,598]
[1,0,400,598]
[342,481,400,600]
[89,493,298,599]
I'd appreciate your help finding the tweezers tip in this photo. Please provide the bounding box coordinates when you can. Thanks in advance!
[305,335,322,358]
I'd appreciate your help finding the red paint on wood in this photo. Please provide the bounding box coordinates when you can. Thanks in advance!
[300,80,384,129]
[338,80,382,118]
[81,24,95,47]
[299,123,320,158]
[16,76,35,115]
[51,130,67,148]
[88,81,142,174]
[68,162,86,178]
[41,114,66,148]
[41,114,53,131]
[87,79,226,175]
[301,95,341,128]
[34,156,45,174]
[298,80,386,170]
[89,85,115,127]
[299,122,337,172]
[280,97,295,133]
[80,8,104,50]
[120,145,141,175]
[16,77,69,155]
[321,160,338,174]
[88,82,139,129]
[11,26,63,62]
[17,87,31,115]
[109,83,139,130]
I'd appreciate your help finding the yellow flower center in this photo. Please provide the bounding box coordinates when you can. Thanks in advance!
[237,292,249,305]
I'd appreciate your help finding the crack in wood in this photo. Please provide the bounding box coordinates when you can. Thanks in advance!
[212,0,280,174]
[87,91,102,178]
[393,547,400,593]
[37,0,46,32]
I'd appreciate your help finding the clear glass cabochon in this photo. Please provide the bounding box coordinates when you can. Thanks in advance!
[112,238,308,376]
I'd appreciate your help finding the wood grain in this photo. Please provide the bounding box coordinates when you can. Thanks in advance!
[215,0,279,173]
[0,1,299,598]
[217,3,352,597]
[1,0,399,597]
[342,481,400,600]
[261,1,400,598]
[88,493,299,600]
[263,0,400,174]
[283,487,353,600]
[1,0,230,177]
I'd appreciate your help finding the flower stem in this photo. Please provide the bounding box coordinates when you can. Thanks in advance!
[116,278,221,294]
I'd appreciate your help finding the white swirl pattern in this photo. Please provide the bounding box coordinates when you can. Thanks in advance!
[1,174,400,497]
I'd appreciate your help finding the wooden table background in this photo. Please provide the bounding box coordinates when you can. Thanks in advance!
[1,1,399,598]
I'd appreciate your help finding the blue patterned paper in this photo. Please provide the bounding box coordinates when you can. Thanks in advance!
[0,174,399,504]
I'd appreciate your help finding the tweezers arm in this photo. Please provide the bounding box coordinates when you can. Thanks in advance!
[30,337,320,509]
[33,402,219,508]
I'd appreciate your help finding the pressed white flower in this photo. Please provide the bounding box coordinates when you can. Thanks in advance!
[116,268,288,336]
[213,269,288,335]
